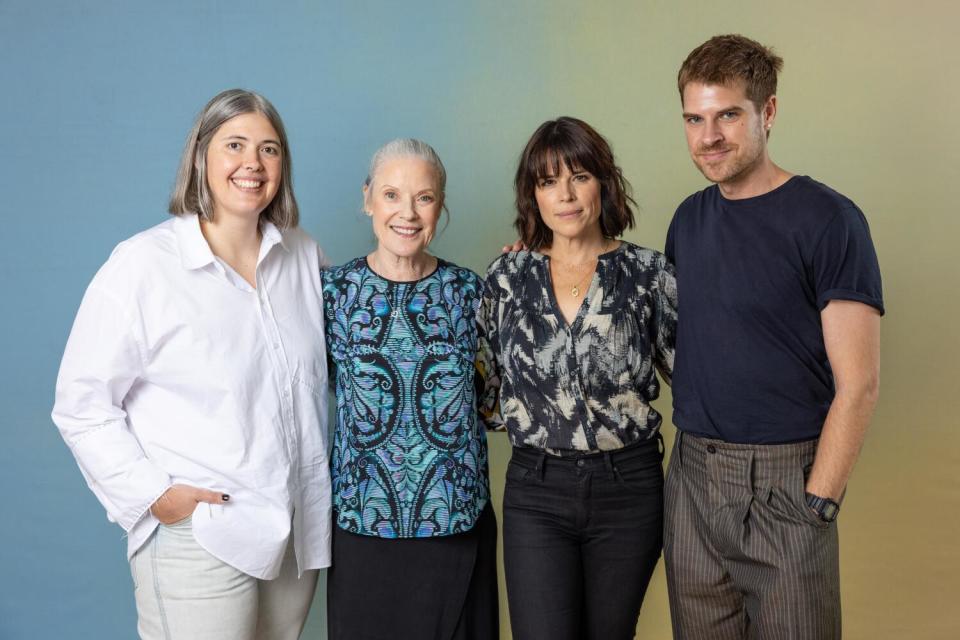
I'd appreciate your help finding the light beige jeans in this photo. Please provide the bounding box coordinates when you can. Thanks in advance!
[130,517,318,640]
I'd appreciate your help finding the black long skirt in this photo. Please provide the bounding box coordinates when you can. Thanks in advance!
[327,503,499,640]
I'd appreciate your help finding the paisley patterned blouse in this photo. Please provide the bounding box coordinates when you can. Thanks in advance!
[477,242,677,455]
[323,257,490,538]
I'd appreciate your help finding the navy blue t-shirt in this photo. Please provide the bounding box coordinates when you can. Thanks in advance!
[665,176,884,444]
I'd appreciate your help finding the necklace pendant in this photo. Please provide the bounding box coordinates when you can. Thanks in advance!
[571,286,579,297]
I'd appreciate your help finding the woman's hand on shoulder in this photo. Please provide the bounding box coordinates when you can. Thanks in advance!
[150,484,230,524]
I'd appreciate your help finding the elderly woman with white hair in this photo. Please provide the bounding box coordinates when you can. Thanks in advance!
[323,139,498,640]
[52,89,330,639]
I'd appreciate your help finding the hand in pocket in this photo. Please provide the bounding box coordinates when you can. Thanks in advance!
[150,484,230,524]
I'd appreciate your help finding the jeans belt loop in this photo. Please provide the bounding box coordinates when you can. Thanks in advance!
[535,450,546,480]
[603,450,618,481]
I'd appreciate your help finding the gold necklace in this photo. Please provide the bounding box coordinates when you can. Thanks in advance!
[550,258,596,298]
[550,240,610,298]
[567,269,593,298]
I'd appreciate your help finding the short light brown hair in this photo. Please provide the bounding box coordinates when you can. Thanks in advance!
[678,34,784,112]
[514,117,635,251]
[169,89,299,229]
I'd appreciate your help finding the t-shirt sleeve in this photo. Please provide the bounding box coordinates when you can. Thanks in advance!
[664,214,677,264]
[812,206,884,315]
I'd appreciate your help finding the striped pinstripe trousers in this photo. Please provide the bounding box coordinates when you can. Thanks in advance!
[663,432,841,639]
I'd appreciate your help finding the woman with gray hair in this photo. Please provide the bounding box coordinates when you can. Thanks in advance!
[323,139,498,639]
[52,89,331,639]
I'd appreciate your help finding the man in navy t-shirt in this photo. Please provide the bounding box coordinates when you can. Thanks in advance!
[663,35,883,639]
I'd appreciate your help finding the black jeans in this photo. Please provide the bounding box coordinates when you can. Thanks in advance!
[502,436,664,640]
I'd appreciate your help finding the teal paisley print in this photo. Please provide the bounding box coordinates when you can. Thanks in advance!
[323,257,490,538]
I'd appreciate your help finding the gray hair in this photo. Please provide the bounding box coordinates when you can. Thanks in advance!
[168,89,299,229]
[364,138,447,202]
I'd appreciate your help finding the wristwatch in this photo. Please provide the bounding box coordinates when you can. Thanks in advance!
[805,492,840,522]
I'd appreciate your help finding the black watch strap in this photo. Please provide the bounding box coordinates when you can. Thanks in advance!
[805,492,840,522]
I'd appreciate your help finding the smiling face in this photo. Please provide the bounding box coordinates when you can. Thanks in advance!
[364,156,442,262]
[534,160,603,243]
[204,112,282,221]
[682,81,775,190]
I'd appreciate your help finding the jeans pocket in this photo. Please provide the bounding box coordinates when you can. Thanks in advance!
[130,552,140,590]
[504,459,532,485]
[613,451,664,495]
[160,514,195,540]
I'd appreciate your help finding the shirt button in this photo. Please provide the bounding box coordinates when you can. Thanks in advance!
[707,444,717,454]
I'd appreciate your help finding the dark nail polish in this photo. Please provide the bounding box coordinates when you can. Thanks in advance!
[222,494,230,502]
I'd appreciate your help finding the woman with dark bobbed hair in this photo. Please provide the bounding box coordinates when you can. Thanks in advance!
[478,116,677,639]
[53,89,330,639]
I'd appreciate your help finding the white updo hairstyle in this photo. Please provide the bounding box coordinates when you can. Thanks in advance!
[364,138,448,216]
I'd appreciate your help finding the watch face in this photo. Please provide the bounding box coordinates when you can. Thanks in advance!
[806,492,840,522]
[822,502,839,521]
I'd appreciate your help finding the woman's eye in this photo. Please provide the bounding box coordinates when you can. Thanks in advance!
[227,142,242,151]
[384,191,397,200]
[262,146,280,156]
[539,178,556,187]
[573,173,590,182]
[418,195,435,204]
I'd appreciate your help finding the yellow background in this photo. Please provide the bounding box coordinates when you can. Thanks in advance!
[463,2,960,638]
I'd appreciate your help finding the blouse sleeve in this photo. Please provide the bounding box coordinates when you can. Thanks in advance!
[652,256,678,384]
[51,281,172,531]
[475,270,506,431]
[320,268,338,393]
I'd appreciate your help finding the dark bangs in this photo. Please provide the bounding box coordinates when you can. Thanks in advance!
[526,127,607,183]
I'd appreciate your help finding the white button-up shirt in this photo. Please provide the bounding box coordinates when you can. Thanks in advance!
[52,213,331,579]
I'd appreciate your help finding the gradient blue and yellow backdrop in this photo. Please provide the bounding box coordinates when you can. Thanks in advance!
[2,1,958,638]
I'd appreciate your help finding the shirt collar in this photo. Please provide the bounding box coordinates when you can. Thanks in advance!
[173,213,216,270]
[259,220,288,258]
[173,214,290,271]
